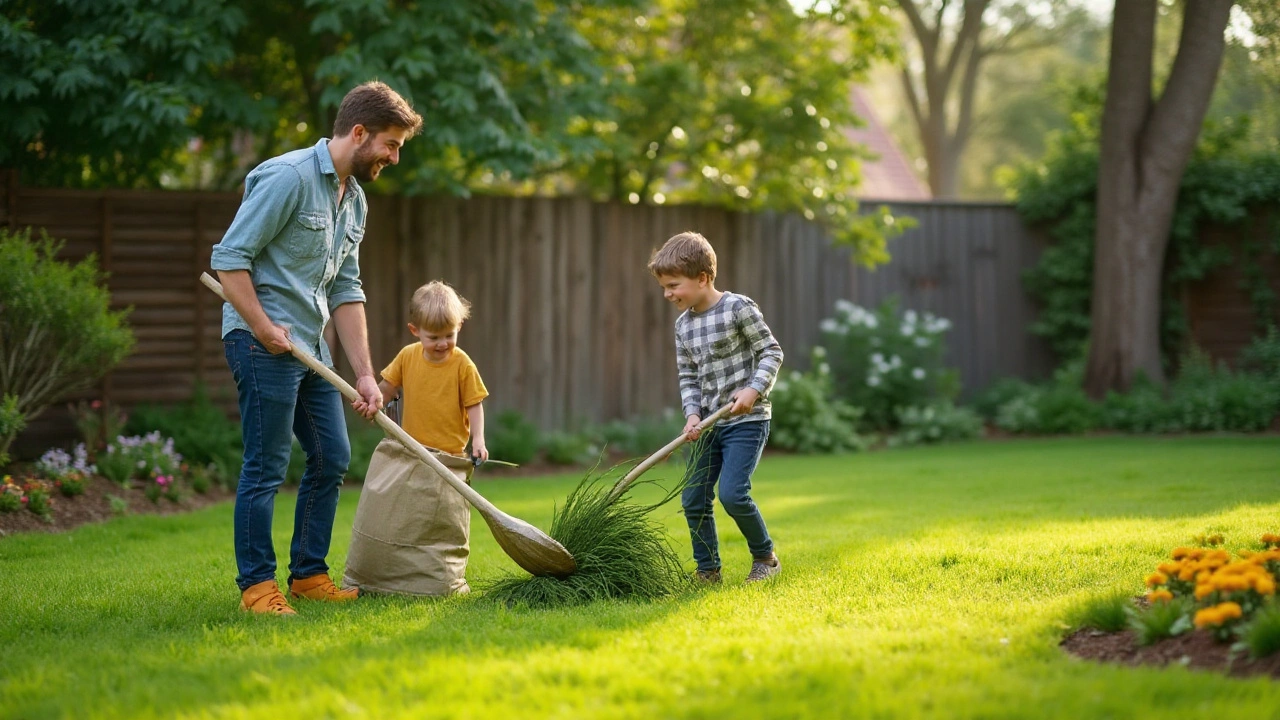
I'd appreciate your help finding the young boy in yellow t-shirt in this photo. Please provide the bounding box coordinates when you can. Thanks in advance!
[378,281,489,462]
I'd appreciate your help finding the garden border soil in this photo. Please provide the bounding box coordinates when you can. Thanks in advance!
[1061,628,1280,679]
[0,474,235,537]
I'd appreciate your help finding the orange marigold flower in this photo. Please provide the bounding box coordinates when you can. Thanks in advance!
[1194,608,1222,628]
[1157,562,1180,575]
[1147,589,1174,604]
[1195,584,1215,600]
[1257,577,1277,596]
[1145,572,1168,587]
[1217,602,1243,620]
[1172,547,1193,560]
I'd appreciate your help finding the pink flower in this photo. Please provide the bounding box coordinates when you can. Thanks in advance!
[91,400,102,409]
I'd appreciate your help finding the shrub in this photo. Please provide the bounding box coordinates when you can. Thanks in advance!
[768,348,865,454]
[819,299,960,430]
[347,413,384,482]
[126,386,241,484]
[1238,326,1280,383]
[0,394,25,468]
[889,402,983,447]
[487,409,541,465]
[96,444,136,486]
[973,378,1036,421]
[1167,350,1278,432]
[0,229,135,461]
[541,431,597,466]
[98,432,182,486]
[1101,377,1178,433]
[993,363,1100,435]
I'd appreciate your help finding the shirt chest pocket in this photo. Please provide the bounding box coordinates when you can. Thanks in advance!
[287,211,332,259]
[707,335,740,360]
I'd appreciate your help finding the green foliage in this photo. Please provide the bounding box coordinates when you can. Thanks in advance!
[593,410,685,458]
[562,0,905,264]
[1128,598,1194,647]
[0,230,135,462]
[768,351,865,454]
[487,409,541,465]
[820,299,961,431]
[541,431,598,466]
[1006,83,1280,364]
[1239,326,1280,382]
[1241,602,1280,659]
[346,414,384,483]
[0,394,25,468]
[1064,590,1132,633]
[484,469,689,608]
[126,386,241,486]
[973,378,1037,421]
[889,402,983,448]
[1165,351,1279,433]
[0,0,262,188]
[95,446,135,487]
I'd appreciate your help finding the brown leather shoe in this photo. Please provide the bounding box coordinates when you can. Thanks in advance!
[289,573,360,602]
[239,580,297,615]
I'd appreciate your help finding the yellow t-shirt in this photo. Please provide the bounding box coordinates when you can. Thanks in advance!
[380,345,489,455]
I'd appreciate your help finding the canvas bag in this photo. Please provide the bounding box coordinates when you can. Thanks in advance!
[344,437,473,596]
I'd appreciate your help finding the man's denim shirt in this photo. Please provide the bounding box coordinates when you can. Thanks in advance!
[210,139,367,367]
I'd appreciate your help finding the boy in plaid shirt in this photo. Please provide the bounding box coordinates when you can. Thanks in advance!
[648,231,784,583]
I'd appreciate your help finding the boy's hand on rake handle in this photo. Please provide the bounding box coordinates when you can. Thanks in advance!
[728,388,760,416]
[683,414,703,441]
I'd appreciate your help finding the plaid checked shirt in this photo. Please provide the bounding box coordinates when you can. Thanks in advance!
[675,291,784,427]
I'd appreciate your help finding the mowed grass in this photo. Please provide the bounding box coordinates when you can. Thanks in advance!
[3,436,1280,719]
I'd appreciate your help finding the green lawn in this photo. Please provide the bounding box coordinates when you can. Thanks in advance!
[3,436,1280,719]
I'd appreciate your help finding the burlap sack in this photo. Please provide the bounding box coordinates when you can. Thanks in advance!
[343,438,473,596]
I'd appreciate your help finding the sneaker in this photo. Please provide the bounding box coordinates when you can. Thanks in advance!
[289,573,360,602]
[240,580,297,615]
[693,568,723,584]
[745,553,781,583]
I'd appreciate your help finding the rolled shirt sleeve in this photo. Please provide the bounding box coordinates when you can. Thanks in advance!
[210,164,303,272]
[737,301,784,396]
[327,237,365,310]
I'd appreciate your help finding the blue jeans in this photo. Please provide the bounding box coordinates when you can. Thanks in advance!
[682,419,774,572]
[223,329,351,591]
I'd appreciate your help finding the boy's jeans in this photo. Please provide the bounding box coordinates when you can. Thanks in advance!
[223,329,350,591]
[682,419,774,572]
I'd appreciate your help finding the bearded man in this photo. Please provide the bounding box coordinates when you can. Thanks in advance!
[210,81,423,615]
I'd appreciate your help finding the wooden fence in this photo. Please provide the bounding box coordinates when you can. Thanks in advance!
[4,171,1058,455]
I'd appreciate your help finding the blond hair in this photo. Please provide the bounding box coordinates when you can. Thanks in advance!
[647,231,717,281]
[409,281,471,331]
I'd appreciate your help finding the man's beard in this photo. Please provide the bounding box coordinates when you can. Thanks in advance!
[350,141,384,182]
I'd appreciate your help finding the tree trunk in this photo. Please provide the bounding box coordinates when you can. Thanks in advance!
[1084,0,1233,397]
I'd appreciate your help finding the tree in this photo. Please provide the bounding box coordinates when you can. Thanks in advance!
[885,0,1080,198]
[561,0,905,264]
[0,0,263,188]
[1083,0,1235,396]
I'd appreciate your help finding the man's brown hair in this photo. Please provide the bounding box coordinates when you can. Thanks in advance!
[648,231,717,281]
[333,81,423,138]
[410,280,471,332]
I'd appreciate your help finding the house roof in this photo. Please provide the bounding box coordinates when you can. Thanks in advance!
[844,86,931,201]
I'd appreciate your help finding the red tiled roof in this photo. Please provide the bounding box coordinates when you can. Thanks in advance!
[844,86,931,201]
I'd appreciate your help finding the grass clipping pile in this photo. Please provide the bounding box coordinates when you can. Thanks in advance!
[485,453,701,608]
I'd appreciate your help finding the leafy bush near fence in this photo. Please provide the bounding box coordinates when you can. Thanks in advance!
[889,402,984,447]
[978,336,1280,435]
[0,229,135,461]
[768,348,866,453]
[819,298,961,431]
[487,409,542,465]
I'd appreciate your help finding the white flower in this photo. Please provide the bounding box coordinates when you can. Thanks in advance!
[900,324,914,336]
[812,346,827,359]
[912,368,926,380]
[820,319,838,333]
[915,337,929,347]
[867,375,882,387]
[835,299,857,315]
[819,363,830,375]
[904,310,918,325]
[890,355,902,368]
[864,315,878,329]
[871,353,884,365]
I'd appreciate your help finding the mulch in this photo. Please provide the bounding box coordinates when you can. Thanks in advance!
[0,474,235,538]
[1061,628,1280,679]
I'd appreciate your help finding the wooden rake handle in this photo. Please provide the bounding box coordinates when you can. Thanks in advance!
[606,403,734,503]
